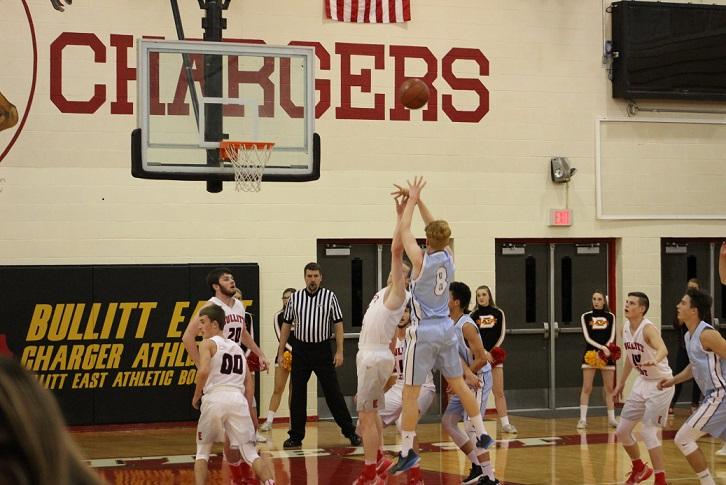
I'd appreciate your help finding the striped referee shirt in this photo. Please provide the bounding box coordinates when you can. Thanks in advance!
[282,288,344,343]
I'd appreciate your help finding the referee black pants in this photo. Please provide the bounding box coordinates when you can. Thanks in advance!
[289,337,356,441]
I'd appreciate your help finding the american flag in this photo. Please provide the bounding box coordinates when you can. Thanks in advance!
[325,0,411,23]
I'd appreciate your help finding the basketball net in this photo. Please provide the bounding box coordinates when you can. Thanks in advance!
[220,141,274,192]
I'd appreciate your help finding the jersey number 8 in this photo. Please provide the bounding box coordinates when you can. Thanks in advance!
[434,267,448,296]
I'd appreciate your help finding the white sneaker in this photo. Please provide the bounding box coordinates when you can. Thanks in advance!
[608,418,618,428]
[501,423,517,434]
[259,420,272,432]
[576,419,587,429]
[256,432,268,443]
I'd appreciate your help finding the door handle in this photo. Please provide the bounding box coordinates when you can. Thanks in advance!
[543,321,550,339]
[553,321,560,338]
[714,318,721,330]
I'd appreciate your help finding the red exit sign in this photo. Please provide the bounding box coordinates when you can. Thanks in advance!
[549,209,572,226]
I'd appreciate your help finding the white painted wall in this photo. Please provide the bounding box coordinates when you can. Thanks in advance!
[1,0,725,418]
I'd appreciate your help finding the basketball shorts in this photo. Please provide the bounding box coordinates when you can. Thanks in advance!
[196,390,255,447]
[621,377,674,427]
[379,381,436,426]
[404,319,463,386]
[356,348,395,411]
[685,389,726,441]
[444,370,492,419]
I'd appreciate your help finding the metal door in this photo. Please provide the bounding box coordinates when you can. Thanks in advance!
[495,241,611,410]
[315,241,441,419]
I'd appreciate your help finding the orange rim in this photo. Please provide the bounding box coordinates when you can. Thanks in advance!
[219,141,274,160]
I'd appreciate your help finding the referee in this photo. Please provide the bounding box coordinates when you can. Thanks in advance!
[277,262,361,448]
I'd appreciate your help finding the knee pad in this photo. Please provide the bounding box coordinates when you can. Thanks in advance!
[615,420,636,446]
[640,425,661,450]
[196,442,213,462]
[238,441,261,466]
[674,426,700,456]
[442,413,469,448]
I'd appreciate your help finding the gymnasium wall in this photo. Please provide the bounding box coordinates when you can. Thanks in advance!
[1,0,725,420]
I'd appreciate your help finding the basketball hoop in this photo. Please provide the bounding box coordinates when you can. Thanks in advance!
[219,141,274,192]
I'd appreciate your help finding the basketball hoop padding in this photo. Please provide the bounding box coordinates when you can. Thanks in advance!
[219,141,274,192]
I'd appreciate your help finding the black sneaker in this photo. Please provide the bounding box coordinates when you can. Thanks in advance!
[347,433,362,446]
[462,463,483,484]
[283,438,302,449]
[478,476,500,485]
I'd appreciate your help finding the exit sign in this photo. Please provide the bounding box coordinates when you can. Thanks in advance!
[549,209,572,226]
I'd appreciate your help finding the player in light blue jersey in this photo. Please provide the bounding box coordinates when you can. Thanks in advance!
[659,288,726,485]
[389,177,494,476]
[442,282,498,485]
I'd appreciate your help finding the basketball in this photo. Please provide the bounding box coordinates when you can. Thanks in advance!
[399,78,430,109]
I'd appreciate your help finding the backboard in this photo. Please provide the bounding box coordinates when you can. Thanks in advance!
[131,39,319,185]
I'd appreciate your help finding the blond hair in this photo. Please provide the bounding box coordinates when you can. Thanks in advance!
[425,220,451,250]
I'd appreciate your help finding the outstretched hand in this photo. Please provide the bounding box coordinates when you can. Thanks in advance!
[394,194,408,217]
[50,0,72,11]
[406,176,426,200]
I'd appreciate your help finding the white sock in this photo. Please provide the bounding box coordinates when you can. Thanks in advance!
[607,408,615,421]
[480,459,494,479]
[697,469,716,485]
[580,405,588,421]
[469,414,487,436]
[400,431,416,456]
[500,416,510,427]
[266,410,275,423]
[467,449,480,465]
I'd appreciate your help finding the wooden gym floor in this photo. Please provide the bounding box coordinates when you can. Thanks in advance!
[74,409,726,484]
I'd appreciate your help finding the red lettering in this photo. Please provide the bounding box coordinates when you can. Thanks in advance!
[441,48,489,123]
[166,54,205,116]
[50,33,106,114]
[335,42,385,120]
[110,34,135,115]
[225,39,273,118]
[285,41,332,119]
[143,36,166,115]
[388,45,438,121]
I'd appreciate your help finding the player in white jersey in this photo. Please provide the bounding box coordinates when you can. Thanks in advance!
[389,177,493,476]
[442,282,498,485]
[182,268,271,484]
[659,288,726,485]
[612,292,673,485]
[191,304,275,485]
[353,195,410,485]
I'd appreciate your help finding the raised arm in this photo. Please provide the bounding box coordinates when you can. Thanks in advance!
[394,177,427,275]
[385,195,408,311]
[182,301,212,367]
[416,197,435,226]
[720,242,726,285]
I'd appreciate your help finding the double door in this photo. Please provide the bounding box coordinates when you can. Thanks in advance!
[314,240,441,420]
[494,240,613,410]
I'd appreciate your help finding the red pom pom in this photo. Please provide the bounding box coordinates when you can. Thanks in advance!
[490,346,507,366]
[598,342,621,362]
[246,353,260,372]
